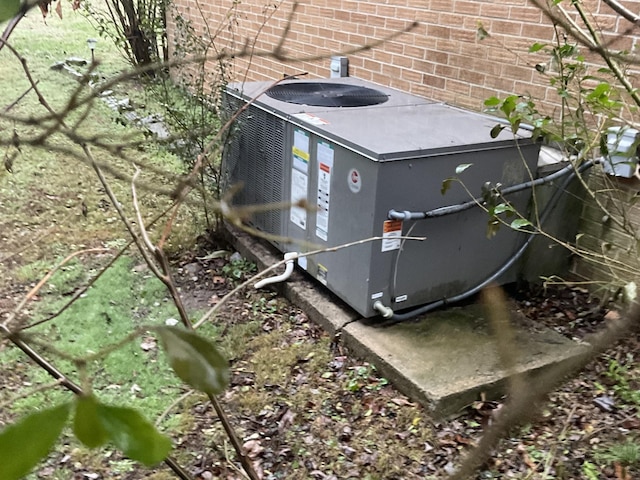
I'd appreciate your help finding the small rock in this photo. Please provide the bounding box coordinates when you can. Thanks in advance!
[593,395,615,412]
[165,318,179,326]
[230,252,243,263]
[184,263,202,276]
[65,57,88,66]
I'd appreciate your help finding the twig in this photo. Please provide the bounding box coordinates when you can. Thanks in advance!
[482,286,527,396]
[155,390,194,427]
[3,80,39,112]
[23,202,179,330]
[448,303,640,479]
[193,234,425,329]
[132,165,157,253]
[0,210,73,264]
[0,379,64,413]
[2,248,110,330]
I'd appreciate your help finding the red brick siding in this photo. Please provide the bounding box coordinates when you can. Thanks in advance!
[167,0,640,112]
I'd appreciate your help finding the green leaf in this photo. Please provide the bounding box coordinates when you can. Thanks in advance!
[0,403,71,480]
[156,326,229,395]
[490,124,504,138]
[493,203,514,215]
[476,22,490,41]
[500,95,517,117]
[484,96,501,107]
[96,404,171,466]
[74,395,108,448]
[441,177,453,195]
[528,42,546,53]
[511,218,533,230]
[455,163,473,175]
[0,0,20,23]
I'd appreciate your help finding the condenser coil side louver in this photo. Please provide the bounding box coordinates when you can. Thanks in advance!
[222,78,540,318]
[223,96,287,240]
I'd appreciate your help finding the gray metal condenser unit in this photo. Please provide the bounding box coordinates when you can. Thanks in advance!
[222,78,540,318]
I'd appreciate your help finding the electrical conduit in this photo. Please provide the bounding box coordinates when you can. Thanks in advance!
[378,159,597,324]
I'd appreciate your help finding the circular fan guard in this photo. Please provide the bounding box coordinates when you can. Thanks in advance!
[266,82,389,107]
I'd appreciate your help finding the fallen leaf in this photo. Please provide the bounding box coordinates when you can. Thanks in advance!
[242,439,264,459]
[140,337,156,351]
[593,395,615,412]
[390,397,415,407]
[278,409,296,432]
[605,310,621,321]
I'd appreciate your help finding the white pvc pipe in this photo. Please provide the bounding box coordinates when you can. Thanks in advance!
[254,252,299,289]
[372,300,394,319]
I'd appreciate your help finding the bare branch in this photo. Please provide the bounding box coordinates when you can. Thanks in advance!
[2,248,110,330]
[602,0,640,27]
[448,303,640,479]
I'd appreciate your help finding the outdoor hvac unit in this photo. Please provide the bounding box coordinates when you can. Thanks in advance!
[222,78,540,318]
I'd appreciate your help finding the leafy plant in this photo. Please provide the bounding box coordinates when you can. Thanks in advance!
[595,439,640,467]
[344,363,389,393]
[604,359,640,407]
[223,256,257,281]
[581,460,601,480]
[0,325,229,479]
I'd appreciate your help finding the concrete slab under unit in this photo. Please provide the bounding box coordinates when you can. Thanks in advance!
[224,225,588,417]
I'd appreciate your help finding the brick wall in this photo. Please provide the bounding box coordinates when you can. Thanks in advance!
[167,0,640,112]
[572,170,640,299]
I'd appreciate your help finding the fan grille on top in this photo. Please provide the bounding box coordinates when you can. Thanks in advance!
[266,82,389,107]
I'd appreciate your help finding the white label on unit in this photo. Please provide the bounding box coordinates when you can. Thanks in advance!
[290,129,310,230]
[317,264,328,285]
[394,294,408,303]
[371,292,383,300]
[290,168,308,230]
[316,141,334,241]
[381,220,403,252]
[292,129,310,174]
[293,112,329,126]
[298,255,308,270]
[348,168,362,193]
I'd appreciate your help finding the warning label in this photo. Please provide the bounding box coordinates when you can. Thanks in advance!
[381,220,403,252]
[316,141,334,241]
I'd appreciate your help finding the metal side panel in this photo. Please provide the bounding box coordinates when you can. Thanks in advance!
[223,103,288,245]
[372,142,541,314]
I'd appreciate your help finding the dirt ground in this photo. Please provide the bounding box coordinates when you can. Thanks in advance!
[91,241,640,479]
[1,229,639,479]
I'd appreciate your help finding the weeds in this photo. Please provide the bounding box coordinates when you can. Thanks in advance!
[596,439,640,468]
[603,358,640,408]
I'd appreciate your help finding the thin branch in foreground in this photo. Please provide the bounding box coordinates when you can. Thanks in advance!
[2,248,110,331]
[448,302,640,479]
[193,234,425,329]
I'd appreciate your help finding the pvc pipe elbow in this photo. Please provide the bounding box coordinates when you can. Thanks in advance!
[373,300,394,319]
[254,252,298,289]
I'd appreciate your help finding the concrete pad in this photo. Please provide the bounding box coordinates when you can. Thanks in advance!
[224,225,588,418]
[343,306,588,417]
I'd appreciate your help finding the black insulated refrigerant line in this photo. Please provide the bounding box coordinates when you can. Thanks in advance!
[380,159,598,325]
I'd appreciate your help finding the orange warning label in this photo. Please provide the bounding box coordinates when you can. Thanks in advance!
[383,220,402,233]
[381,220,403,252]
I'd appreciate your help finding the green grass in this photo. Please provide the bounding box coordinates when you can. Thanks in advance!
[0,8,214,478]
[2,257,186,416]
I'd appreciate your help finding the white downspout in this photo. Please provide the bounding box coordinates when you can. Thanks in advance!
[254,252,299,289]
